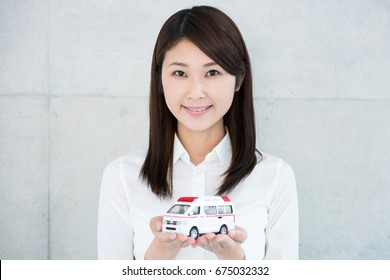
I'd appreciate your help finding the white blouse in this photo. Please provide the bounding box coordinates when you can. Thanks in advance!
[98,132,299,260]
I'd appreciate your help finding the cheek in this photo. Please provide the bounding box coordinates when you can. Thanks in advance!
[162,74,184,95]
[162,78,182,111]
[218,94,235,112]
[211,79,236,107]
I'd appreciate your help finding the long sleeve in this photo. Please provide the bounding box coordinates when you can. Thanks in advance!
[97,159,134,259]
[264,161,299,259]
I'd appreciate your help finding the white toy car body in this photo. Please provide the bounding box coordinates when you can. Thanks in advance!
[162,196,235,239]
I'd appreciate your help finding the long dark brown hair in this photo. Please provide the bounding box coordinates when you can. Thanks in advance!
[140,6,260,199]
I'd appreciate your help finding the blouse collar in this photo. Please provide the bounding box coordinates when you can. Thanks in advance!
[173,131,232,169]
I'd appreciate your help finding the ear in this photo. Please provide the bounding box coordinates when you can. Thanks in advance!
[235,75,245,92]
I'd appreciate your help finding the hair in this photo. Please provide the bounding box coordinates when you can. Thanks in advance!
[140,5,260,199]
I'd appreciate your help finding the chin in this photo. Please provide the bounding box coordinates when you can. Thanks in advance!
[178,121,223,134]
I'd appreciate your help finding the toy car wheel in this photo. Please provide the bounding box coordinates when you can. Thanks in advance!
[219,225,228,235]
[189,227,199,239]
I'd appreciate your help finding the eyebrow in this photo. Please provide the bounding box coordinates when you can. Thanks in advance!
[168,62,218,67]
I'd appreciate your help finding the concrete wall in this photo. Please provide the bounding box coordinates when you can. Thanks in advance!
[1,0,389,259]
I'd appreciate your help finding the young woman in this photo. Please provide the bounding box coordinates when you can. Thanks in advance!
[98,6,298,260]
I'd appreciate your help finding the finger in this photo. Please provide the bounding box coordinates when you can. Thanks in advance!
[149,216,179,242]
[196,235,208,249]
[197,233,218,252]
[228,226,247,243]
[214,233,235,249]
[209,240,223,253]
[197,233,214,247]
[150,217,178,243]
[214,226,247,249]
[212,233,246,260]
[166,234,195,248]
[156,231,177,243]
[149,216,163,232]
[176,233,195,246]
[180,238,196,248]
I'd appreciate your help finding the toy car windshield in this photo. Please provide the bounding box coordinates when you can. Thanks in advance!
[167,204,190,214]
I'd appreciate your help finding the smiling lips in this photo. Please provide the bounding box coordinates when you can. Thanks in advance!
[182,105,213,115]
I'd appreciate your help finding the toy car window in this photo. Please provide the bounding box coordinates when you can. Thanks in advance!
[224,205,233,214]
[192,206,200,215]
[167,204,190,214]
[226,205,233,214]
[218,205,233,214]
[204,206,217,215]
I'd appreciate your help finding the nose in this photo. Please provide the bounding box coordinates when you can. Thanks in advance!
[186,78,206,100]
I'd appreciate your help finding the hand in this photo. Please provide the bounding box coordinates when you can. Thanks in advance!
[196,226,247,260]
[144,216,196,260]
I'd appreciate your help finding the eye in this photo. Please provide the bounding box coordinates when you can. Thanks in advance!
[206,70,220,77]
[173,71,187,77]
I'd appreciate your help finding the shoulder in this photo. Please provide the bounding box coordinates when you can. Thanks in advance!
[257,152,297,200]
[249,151,297,196]
[255,151,295,178]
[240,151,295,189]
[102,149,147,183]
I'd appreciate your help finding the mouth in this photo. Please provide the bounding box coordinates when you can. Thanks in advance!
[183,105,212,112]
[182,105,213,115]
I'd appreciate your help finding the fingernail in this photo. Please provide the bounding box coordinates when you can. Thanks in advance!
[230,229,237,236]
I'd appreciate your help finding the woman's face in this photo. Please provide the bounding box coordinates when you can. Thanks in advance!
[161,39,236,137]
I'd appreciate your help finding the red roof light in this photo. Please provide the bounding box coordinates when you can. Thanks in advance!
[177,197,198,202]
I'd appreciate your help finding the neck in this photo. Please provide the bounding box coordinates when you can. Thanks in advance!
[177,124,225,165]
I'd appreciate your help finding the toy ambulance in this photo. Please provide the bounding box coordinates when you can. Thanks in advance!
[162,196,235,239]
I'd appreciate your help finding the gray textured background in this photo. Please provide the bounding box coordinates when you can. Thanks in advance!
[1,0,389,259]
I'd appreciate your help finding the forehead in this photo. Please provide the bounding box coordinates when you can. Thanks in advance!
[163,39,214,65]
